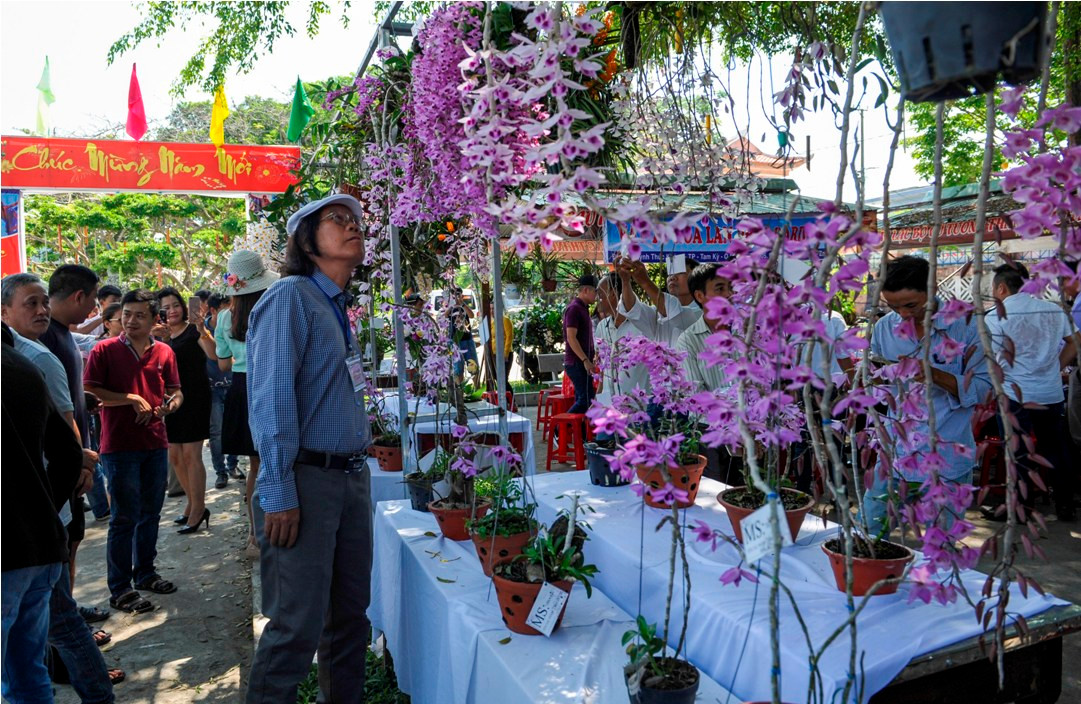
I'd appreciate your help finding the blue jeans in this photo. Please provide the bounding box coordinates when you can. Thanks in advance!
[453,340,479,377]
[101,449,168,598]
[49,564,113,703]
[209,385,238,476]
[87,463,110,520]
[564,361,595,415]
[861,467,969,537]
[2,562,62,702]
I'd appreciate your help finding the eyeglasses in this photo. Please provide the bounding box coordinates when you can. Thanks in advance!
[105,318,119,324]
[321,211,362,228]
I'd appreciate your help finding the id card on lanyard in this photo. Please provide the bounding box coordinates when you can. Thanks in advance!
[314,279,366,393]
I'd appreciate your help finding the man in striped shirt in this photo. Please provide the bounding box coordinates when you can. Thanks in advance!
[676,263,733,392]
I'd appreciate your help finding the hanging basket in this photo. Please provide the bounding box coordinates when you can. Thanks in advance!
[879,1,1047,103]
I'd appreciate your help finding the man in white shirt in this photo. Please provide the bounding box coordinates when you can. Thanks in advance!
[674,262,733,393]
[985,263,1077,521]
[617,254,703,346]
[595,270,654,406]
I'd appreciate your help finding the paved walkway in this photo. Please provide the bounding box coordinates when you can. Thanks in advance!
[57,452,254,703]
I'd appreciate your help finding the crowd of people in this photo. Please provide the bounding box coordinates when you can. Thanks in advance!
[561,253,1081,526]
[3,188,1080,703]
[1,249,275,701]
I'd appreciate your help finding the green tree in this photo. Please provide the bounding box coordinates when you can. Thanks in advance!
[24,192,245,293]
[108,1,352,96]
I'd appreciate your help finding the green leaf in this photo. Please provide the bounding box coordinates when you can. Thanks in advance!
[498,636,512,645]
[873,74,889,109]
[424,531,438,537]
[436,576,456,584]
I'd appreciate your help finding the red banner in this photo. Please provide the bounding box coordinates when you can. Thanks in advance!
[1,136,300,194]
[889,215,1015,248]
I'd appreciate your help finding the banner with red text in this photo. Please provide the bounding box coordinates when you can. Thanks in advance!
[1,136,300,194]
[889,216,1016,249]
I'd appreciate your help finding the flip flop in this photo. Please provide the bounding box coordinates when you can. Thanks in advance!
[79,605,110,624]
[134,576,177,595]
[91,629,112,647]
[110,591,154,614]
[108,668,125,684]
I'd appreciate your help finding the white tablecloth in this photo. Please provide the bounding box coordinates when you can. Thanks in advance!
[381,396,537,475]
[527,472,1068,704]
[368,457,408,507]
[368,500,736,704]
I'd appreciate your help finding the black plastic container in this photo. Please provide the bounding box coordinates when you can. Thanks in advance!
[585,443,629,487]
[406,474,435,512]
[879,2,1047,103]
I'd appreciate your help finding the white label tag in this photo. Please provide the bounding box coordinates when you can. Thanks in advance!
[741,501,793,565]
[524,582,569,637]
[345,355,365,392]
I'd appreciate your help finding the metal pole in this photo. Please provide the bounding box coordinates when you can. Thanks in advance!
[492,238,509,444]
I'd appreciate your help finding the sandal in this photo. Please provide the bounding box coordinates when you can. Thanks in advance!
[134,576,177,594]
[91,628,112,647]
[79,605,110,624]
[108,668,125,684]
[110,591,154,614]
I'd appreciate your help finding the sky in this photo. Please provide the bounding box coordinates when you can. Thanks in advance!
[1,1,925,203]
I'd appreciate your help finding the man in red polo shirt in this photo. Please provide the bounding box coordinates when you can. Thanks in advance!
[84,289,183,614]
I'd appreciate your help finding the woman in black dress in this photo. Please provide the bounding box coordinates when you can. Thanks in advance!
[154,287,216,534]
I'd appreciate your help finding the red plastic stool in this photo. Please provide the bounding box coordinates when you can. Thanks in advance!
[541,392,572,440]
[546,413,587,471]
[483,390,518,413]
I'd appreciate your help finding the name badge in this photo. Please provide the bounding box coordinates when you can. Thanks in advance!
[345,354,366,392]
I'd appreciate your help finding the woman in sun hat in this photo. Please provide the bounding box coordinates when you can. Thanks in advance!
[216,249,278,553]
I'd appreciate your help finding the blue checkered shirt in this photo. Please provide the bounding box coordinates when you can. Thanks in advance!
[248,271,371,513]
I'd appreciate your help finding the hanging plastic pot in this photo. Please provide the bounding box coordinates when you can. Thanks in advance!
[878,2,1047,103]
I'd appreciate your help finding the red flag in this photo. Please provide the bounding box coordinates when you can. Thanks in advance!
[126,63,148,141]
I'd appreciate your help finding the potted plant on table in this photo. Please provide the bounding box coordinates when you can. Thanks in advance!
[468,469,537,577]
[428,426,491,540]
[491,496,598,635]
[368,411,404,472]
[715,455,815,546]
[590,337,707,509]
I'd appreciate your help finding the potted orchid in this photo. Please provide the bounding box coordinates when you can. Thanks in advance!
[491,496,598,636]
[467,469,537,577]
[367,410,404,472]
[589,337,707,509]
[428,425,492,540]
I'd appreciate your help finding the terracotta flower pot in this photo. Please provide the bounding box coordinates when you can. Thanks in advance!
[491,574,572,635]
[369,443,403,472]
[635,455,706,509]
[471,529,535,577]
[428,502,490,541]
[717,487,814,544]
[821,538,915,597]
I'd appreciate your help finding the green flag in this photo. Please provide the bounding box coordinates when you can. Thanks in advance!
[287,77,314,142]
[35,56,55,136]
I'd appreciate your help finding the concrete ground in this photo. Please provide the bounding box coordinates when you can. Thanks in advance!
[62,408,1078,703]
[57,452,253,703]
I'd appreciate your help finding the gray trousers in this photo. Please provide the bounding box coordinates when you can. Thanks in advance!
[246,463,373,704]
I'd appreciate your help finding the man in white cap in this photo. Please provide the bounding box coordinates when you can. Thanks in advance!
[616,253,703,346]
[245,193,372,703]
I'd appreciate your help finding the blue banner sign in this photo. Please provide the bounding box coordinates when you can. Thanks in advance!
[605,213,822,263]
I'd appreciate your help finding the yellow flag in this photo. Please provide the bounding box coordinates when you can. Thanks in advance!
[210,84,229,148]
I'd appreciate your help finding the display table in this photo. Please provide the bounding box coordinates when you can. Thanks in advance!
[381,396,537,475]
[368,457,408,507]
[368,500,736,704]
[527,472,1071,704]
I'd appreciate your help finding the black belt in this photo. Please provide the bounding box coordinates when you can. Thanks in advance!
[296,449,368,471]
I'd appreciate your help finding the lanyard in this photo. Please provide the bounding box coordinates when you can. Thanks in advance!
[311,278,353,353]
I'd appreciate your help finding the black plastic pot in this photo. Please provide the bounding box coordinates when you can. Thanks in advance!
[406,475,435,512]
[628,659,700,704]
[879,2,1047,103]
[585,443,628,487]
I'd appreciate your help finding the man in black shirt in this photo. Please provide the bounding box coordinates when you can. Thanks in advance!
[1,323,82,699]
